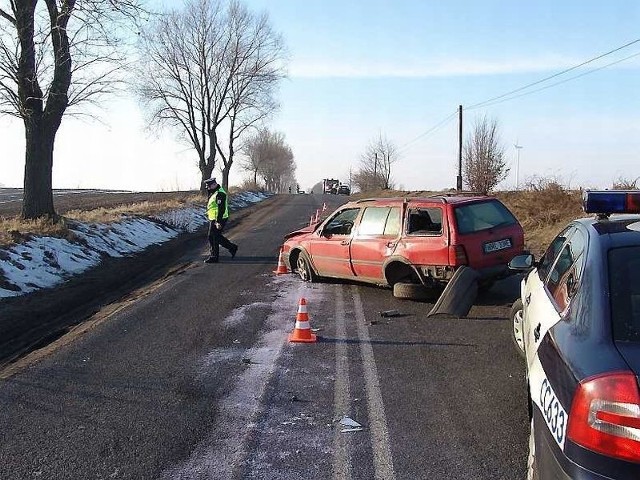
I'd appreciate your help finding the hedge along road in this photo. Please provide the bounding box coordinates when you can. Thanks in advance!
[0,193,528,480]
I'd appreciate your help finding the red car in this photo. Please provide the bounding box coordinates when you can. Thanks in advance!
[282,195,524,300]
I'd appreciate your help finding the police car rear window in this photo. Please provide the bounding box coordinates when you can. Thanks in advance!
[453,200,517,235]
[609,246,640,342]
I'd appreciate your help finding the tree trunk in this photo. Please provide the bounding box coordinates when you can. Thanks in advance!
[222,164,231,190]
[200,159,215,196]
[22,119,56,219]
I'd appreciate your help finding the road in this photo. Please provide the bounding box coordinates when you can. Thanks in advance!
[0,193,528,480]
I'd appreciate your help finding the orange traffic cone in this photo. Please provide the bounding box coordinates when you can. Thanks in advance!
[288,298,317,343]
[273,247,289,275]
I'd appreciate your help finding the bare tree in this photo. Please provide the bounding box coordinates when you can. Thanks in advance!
[0,0,144,219]
[241,128,294,192]
[611,175,639,190]
[215,4,285,188]
[353,133,399,191]
[463,116,509,194]
[137,0,285,194]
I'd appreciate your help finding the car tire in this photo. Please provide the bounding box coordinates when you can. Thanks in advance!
[527,419,539,480]
[296,252,317,283]
[510,298,525,358]
[393,282,431,301]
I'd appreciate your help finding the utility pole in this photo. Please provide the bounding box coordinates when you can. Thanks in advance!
[457,105,463,191]
[514,142,523,190]
[374,152,378,189]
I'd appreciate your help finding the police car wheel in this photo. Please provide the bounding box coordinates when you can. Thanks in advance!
[510,298,525,358]
[526,419,539,480]
[296,253,317,283]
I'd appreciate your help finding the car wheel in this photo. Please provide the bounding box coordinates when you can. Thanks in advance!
[527,419,539,480]
[510,298,525,358]
[393,282,431,301]
[296,252,317,283]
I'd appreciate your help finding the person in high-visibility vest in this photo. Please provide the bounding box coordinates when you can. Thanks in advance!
[203,177,238,263]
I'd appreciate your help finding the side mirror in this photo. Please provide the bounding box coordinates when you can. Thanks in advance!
[509,253,535,271]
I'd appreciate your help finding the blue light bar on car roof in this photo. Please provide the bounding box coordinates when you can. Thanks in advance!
[583,190,640,214]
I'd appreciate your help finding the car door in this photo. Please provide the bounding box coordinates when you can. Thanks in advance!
[308,207,360,278]
[522,227,574,367]
[350,206,401,282]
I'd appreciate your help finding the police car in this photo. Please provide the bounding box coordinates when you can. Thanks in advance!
[509,190,640,479]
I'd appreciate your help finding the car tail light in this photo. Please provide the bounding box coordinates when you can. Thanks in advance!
[449,245,468,265]
[567,371,640,463]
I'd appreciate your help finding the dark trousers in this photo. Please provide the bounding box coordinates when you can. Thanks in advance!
[207,218,235,259]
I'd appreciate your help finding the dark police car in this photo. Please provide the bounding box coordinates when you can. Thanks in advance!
[509,190,640,479]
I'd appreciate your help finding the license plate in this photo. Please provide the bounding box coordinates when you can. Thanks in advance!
[484,238,511,253]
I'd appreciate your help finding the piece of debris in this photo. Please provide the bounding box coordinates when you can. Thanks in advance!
[241,358,252,364]
[379,309,401,318]
[290,395,299,402]
[339,416,362,428]
[341,426,364,433]
[369,320,379,326]
[311,328,321,333]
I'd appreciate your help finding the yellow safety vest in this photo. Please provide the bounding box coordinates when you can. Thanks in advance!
[206,186,230,221]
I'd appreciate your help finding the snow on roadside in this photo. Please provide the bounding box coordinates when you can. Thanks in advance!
[0,191,272,299]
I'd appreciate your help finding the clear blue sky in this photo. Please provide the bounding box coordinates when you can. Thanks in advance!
[1,0,639,191]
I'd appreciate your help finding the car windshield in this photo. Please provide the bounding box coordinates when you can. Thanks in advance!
[609,246,640,342]
[454,200,517,235]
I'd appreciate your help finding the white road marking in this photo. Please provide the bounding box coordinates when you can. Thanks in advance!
[352,286,396,480]
[333,286,352,480]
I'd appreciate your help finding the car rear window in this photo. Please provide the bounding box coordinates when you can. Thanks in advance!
[609,246,640,342]
[454,200,517,234]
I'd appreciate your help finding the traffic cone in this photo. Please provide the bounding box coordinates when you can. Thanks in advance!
[273,247,289,275]
[288,298,317,343]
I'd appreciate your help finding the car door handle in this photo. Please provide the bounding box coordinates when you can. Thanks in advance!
[386,242,396,248]
[340,240,350,246]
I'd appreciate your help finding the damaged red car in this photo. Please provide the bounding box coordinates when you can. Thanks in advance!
[282,195,525,301]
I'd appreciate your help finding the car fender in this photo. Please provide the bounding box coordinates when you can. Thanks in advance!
[382,256,424,285]
[288,246,320,276]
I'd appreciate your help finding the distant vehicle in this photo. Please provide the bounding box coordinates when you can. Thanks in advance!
[323,179,340,194]
[337,185,351,195]
[509,190,640,479]
[297,190,305,194]
[281,194,524,300]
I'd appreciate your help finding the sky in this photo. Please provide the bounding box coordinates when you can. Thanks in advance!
[1,0,640,192]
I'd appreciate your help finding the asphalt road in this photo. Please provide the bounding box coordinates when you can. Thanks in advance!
[0,193,528,480]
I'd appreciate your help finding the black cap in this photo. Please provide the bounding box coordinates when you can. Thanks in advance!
[204,177,219,188]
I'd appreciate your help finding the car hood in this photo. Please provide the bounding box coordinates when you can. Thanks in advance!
[284,225,317,240]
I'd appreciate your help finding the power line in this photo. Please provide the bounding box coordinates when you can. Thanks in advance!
[470,50,640,109]
[397,110,458,154]
[467,37,640,111]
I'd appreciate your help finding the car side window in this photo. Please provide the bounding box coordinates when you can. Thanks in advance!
[547,229,587,312]
[324,208,360,235]
[537,226,574,282]
[383,207,401,236]
[358,207,391,236]
[407,207,442,235]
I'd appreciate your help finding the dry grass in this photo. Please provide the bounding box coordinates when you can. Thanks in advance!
[0,195,205,247]
[65,196,203,223]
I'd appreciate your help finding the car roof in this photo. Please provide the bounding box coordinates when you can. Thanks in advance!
[347,194,493,208]
[574,214,640,248]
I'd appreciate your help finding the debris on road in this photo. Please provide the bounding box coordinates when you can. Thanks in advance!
[379,309,401,318]
[339,416,363,433]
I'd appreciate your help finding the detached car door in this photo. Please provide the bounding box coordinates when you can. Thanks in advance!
[308,207,360,278]
[350,206,401,282]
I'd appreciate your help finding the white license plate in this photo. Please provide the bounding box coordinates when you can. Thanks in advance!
[484,238,511,253]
